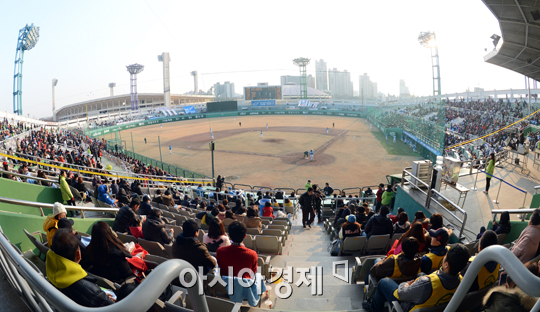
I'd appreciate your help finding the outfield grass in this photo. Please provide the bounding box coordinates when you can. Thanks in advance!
[371,131,420,157]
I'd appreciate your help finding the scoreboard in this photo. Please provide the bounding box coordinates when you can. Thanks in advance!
[244,85,282,100]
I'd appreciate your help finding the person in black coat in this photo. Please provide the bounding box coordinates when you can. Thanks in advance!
[364,205,393,239]
[47,229,114,307]
[86,221,134,284]
[138,195,153,216]
[112,198,140,233]
[116,186,130,206]
[131,181,143,196]
[142,209,174,245]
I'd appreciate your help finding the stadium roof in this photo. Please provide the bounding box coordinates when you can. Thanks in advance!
[483,0,540,80]
[281,84,331,98]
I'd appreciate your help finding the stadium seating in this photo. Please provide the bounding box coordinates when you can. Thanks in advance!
[338,236,366,256]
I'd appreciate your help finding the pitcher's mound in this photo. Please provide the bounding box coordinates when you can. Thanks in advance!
[262,138,284,143]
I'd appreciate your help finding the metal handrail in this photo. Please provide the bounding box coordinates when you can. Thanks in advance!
[492,209,536,215]
[0,168,57,184]
[429,189,468,239]
[445,245,540,312]
[0,227,209,312]
[0,195,119,215]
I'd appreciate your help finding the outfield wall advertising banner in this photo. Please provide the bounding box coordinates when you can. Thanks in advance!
[251,100,276,107]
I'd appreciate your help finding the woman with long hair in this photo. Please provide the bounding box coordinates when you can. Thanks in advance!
[203,218,231,252]
[412,211,430,230]
[222,209,237,227]
[86,221,134,284]
[491,211,512,235]
[389,222,427,256]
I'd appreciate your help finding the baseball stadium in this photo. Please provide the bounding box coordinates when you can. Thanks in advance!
[3,1,540,312]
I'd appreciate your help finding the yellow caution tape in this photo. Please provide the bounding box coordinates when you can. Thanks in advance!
[0,152,211,184]
[445,107,540,150]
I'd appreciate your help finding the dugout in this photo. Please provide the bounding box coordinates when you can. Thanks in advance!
[206,101,238,113]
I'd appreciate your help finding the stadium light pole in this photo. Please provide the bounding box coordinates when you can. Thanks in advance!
[126,64,144,110]
[293,57,311,99]
[13,24,40,116]
[52,79,58,121]
[418,31,441,97]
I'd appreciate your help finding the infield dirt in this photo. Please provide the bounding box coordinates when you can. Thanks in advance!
[118,115,421,190]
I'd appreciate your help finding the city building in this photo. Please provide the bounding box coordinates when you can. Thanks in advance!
[328,68,353,98]
[280,75,315,88]
[315,59,328,91]
[214,81,235,100]
[400,79,410,97]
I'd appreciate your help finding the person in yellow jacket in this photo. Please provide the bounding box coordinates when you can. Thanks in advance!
[460,230,499,292]
[43,202,67,247]
[59,169,74,206]
[46,228,114,307]
[365,244,470,312]
[484,153,495,194]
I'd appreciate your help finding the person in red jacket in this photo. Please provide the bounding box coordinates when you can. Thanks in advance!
[217,221,258,279]
[262,201,274,219]
[375,183,384,212]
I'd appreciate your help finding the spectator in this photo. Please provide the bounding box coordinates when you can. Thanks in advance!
[299,187,315,228]
[364,205,393,239]
[314,191,323,224]
[1,161,14,180]
[72,176,87,197]
[375,183,384,212]
[412,211,430,230]
[131,181,143,196]
[460,230,499,292]
[389,222,426,256]
[420,228,450,274]
[366,244,470,312]
[110,180,119,197]
[112,198,141,233]
[427,213,453,238]
[153,189,163,204]
[37,170,51,187]
[43,202,67,247]
[116,180,130,206]
[86,221,134,284]
[217,221,258,279]
[305,180,312,191]
[161,190,175,207]
[481,261,540,311]
[244,207,262,231]
[235,206,247,223]
[172,219,216,275]
[203,218,231,252]
[356,203,371,227]
[59,170,75,206]
[142,209,173,245]
[512,208,540,263]
[393,212,410,234]
[263,191,272,199]
[484,153,495,194]
[129,217,144,239]
[262,201,274,219]
[222,210,237,227]
[138,195,153,216]
[369,237,421,282]
[97,180,117,207]
[323,182,334,197]
[232,199,243,214]
[364,187,374,197]
[339,215,362,239]
[490,211,512,235]
[46,229,114,307]
[381,184,393,207]
[389,207,404,224]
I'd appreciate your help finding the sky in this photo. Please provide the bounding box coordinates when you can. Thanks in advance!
[0,0,526,118]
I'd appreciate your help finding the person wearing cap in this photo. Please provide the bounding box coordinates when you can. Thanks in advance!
[367,237,421,284]
[305,180,312,191]
[2,161,14,180]
[138,195,153,216]
[339,215,362,239]
[460,230,499,293]
[112,198,141,234]
[172,219,216,275]
[43,202,68,247]
[366,244,470,312]
[420,228,450,274]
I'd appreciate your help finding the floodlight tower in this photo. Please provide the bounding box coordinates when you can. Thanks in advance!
[158,53,171,107]
[293,57,311,99]
[13,24,40,116]
[108,83,116,96]
[52,79,58,120]
[126,64,144,110]
[418,31,441,96]
[191,71,199,95]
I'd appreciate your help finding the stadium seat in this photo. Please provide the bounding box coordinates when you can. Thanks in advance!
[116,232,139,244]
[456,282,497,312]
[198,230,205,242]
[159,203,169,211]
[242,235,256,251]
[387,233,403,250]
[137,239,171,259]
[86,272,121,291]
[351,256,381,284]
[145,254,168,265]
[338,236,367,256]
[270,220,290,232]
[174,214,188,225]
[392,301,447,312]
[262,229,287,243]
[255,235,282,255]
[179,294,245,312]
[89,196,99,207]
[23,229,49,260]
[162,211,176,220]
[166,225,183,238]
[246,228,261,236]
[364,234,390,254]
[497,233,507,245]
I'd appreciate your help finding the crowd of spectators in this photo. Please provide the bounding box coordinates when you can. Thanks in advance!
[0,118,41,141]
